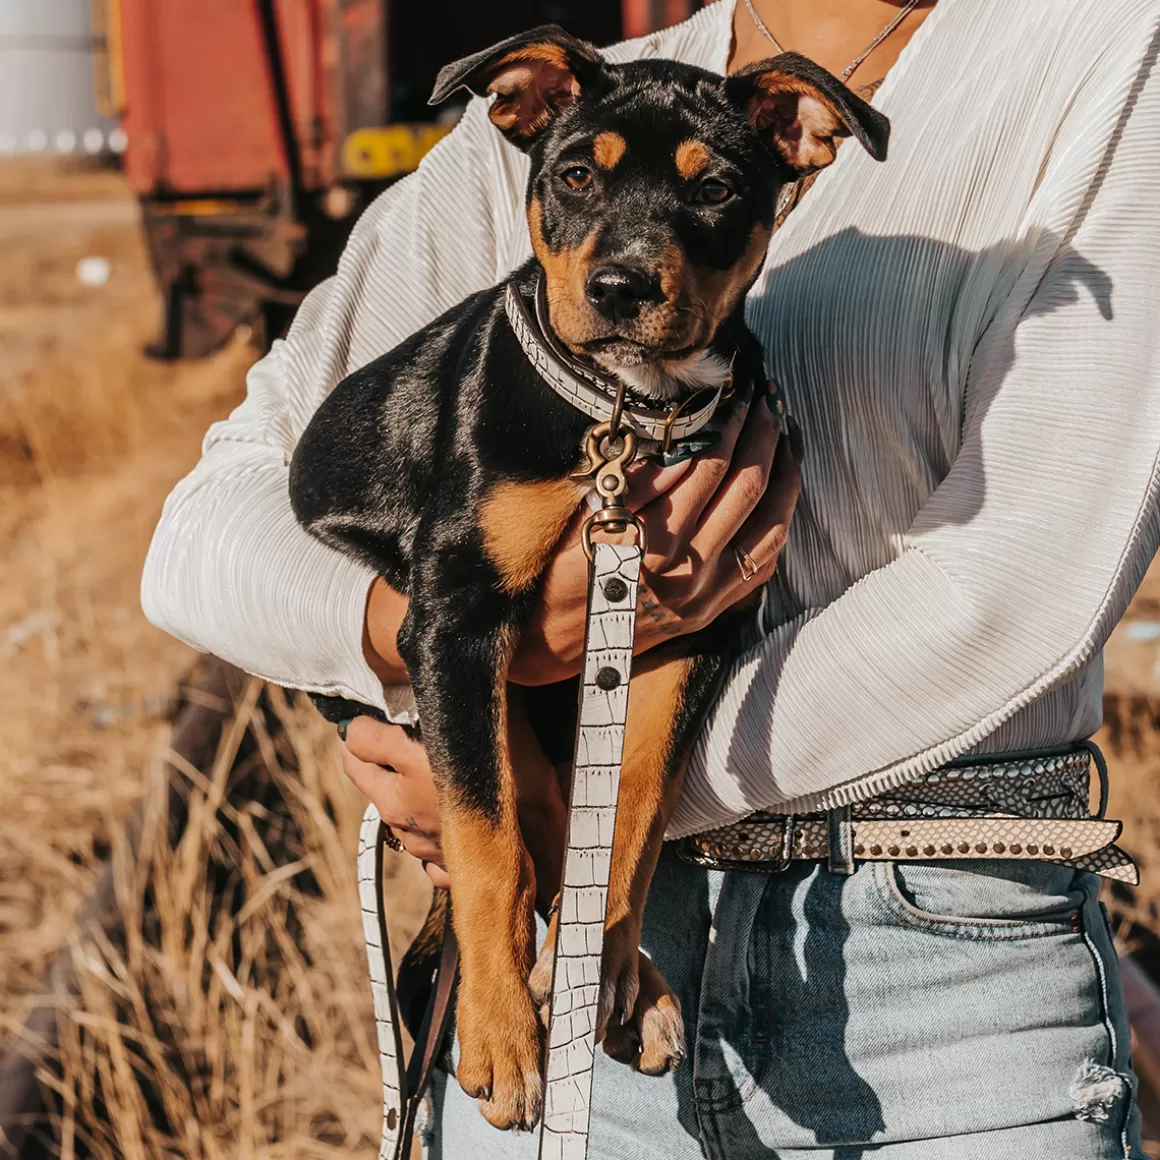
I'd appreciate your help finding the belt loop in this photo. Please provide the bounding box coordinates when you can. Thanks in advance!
[1079,740,1109,818]
[827,805,855,875]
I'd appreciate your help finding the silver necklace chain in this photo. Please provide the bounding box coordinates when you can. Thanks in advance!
[742,0,924,81]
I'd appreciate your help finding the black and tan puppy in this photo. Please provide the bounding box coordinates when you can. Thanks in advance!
[290,27,887,1131]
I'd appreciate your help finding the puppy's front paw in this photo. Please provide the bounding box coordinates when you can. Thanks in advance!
[597,923,642,1039]
[602,952,685,1076]
[456,985,543,1131]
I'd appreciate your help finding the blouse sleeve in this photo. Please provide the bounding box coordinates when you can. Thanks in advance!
[140,98,528,712]
[672,36,1160,836]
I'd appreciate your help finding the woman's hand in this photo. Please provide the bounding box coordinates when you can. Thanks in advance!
[338,717,450,888]
[363,387,802,686]
[511,388,802,684]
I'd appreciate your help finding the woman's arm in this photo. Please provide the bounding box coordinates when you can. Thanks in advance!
[141,99,528,711]
[672,39,1160,836]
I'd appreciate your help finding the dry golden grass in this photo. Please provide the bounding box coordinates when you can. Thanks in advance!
[34,674,430,1160]
[0,159,428,1157]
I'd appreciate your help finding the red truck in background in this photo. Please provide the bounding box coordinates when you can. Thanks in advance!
[95,0,705,358]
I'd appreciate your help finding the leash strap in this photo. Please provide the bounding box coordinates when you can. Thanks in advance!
[358,805,406,1160]
[359,806,458,1160]
[539,540,643,1160]
[360,543,643,1160]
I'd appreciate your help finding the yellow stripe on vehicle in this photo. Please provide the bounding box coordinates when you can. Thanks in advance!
[342,124,452,180]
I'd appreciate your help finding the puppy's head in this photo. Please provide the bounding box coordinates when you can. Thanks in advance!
[432,27,889,396]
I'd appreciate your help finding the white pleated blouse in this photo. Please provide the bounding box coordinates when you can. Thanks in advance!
[142,0,1160,838]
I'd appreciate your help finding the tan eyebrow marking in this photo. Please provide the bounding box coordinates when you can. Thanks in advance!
[675,139,712,180]
[592,131,627,170]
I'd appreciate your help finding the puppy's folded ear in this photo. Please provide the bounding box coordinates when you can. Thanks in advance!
[429,25,605,149]
[725,52,890,175]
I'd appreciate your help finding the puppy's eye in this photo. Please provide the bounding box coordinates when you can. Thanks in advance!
[561,166,594,191]
[695,179,734,205]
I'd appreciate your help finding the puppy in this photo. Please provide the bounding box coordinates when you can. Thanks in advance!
[290,26,887,1130]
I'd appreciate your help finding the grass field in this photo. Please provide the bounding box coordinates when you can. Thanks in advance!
[0,159,428,1158]
[1,157,1158,1156]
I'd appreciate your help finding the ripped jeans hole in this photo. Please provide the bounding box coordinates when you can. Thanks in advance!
[1069,1059,1128,1124]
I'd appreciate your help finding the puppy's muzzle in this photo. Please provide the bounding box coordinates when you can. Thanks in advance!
[584,263,662,323]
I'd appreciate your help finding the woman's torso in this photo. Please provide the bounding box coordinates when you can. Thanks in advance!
[476,0,1158,754]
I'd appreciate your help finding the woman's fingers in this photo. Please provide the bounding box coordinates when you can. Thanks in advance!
[340,743,397,803]
[638,396,751,569]
[342,745,445,864]
[625,457,693,512]
[338,717,445,864]
[345,716,427,774]
[714,430,802,603]
[689,401,780,562]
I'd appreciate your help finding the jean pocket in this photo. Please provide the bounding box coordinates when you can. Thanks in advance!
[870,859,1092,940]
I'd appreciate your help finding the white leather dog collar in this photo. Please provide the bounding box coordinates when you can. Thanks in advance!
[504,276,725,449]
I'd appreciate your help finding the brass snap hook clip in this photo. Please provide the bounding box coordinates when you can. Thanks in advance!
[578,383,647,561]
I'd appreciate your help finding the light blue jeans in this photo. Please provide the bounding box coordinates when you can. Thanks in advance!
[426,849,1146,1159]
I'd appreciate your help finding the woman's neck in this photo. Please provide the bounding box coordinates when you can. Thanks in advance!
[729,0,936,94]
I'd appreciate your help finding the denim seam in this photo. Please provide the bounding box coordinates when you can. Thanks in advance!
[869,862,1077,942]
[692,877,772,1117]
[690,1006,767,1112]
[1079,904,1138,1160]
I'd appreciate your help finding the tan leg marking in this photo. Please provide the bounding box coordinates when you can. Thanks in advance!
[480,478,587,593]
[445,801,544,1128]
[603,656,692,987]
[443,653,543,1129]
[597,654,692,1072]
[674,138,712,180]
[593,130,627,170]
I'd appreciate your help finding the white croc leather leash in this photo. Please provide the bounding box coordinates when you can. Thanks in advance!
[358,805,406,1160]
[539,539,642,1159]
[360,802,459,1160]
[359,542,641,1160]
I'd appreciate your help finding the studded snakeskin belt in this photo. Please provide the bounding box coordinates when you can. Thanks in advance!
[677,745,1139,884]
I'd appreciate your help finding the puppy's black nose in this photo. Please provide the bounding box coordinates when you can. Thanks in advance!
[585,264,659,322]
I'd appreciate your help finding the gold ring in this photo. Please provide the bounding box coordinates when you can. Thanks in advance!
[383,826,404,853]
[733,544,759,583]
